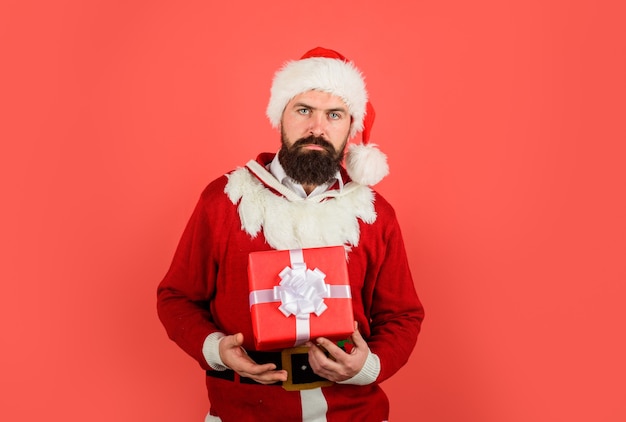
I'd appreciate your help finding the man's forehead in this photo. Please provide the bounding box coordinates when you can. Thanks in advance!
[287,90,349,110]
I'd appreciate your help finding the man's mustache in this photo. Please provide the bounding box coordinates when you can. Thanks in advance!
[292,136,334,153]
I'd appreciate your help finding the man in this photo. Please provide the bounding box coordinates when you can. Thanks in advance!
[157,47,424,421]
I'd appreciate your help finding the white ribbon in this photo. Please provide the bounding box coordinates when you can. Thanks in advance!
[276,262,328,318]
[249,249,351,346]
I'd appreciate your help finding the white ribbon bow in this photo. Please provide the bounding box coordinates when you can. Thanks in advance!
[275,263,329,319]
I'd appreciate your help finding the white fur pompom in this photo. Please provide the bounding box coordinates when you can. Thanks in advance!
[345,143,389,186]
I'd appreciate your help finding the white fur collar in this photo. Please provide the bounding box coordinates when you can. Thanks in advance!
[224,162,377,250]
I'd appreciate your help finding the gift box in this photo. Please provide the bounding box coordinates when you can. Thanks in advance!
[248,246,354,351]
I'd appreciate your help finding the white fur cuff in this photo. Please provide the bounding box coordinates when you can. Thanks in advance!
[202,332,228,371]
[337,350,380,385]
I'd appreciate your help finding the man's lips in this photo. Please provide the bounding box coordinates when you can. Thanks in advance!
[301,144,326,151]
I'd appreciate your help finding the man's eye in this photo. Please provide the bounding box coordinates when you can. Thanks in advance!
[329,112,340,119]
[298,108,310,115]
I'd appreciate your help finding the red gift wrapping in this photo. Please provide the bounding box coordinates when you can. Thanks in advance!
[248,246,355,351]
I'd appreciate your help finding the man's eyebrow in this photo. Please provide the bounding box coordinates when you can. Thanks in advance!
[291,102,348,113]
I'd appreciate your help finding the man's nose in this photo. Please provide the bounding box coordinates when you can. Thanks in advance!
[308,112,326,137]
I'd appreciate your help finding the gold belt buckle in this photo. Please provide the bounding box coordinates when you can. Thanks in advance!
[281,346,333,391]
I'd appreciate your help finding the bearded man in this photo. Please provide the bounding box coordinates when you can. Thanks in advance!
[157,47,425,422]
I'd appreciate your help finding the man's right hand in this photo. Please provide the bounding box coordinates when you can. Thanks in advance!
[218,333,288,384]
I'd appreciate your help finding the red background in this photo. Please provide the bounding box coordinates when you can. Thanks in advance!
[1,1,625,421]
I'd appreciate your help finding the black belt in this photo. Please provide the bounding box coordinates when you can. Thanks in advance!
[206,346,332,391]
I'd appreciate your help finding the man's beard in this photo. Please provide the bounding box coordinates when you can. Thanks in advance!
[278,131,347,186]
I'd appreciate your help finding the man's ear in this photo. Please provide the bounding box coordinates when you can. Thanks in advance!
[349,116,355,138]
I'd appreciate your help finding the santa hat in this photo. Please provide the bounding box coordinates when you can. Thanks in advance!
[266,47,389,186]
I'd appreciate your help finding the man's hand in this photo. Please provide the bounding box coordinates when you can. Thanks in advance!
[306,322,369,382]
[218,333,288,384]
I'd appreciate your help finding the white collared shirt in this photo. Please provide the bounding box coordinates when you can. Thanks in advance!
[268,153,344,199]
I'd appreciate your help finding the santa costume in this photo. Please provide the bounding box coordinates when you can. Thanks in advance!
[157,47,424,422]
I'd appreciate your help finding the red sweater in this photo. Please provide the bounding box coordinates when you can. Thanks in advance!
[157,154,424,421]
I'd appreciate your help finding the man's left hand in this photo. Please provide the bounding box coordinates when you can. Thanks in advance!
[306,322,369,382]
